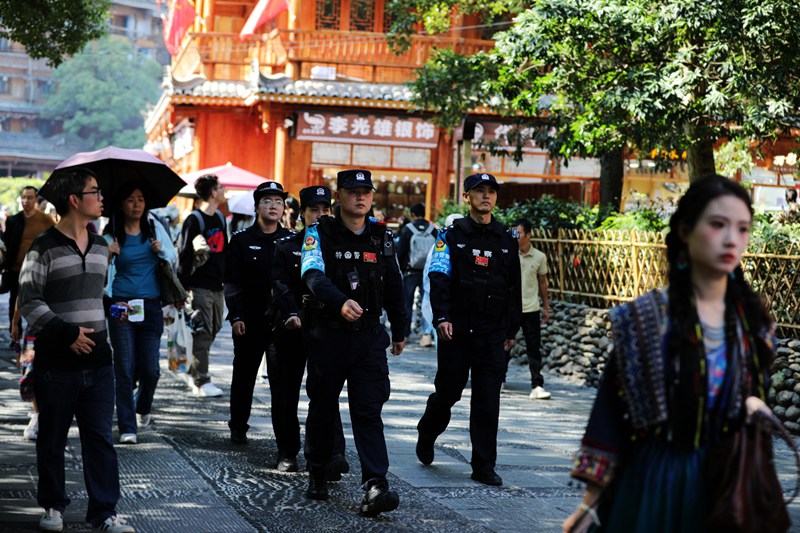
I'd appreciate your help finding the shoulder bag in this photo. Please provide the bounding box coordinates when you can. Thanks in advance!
[707,408,800,532]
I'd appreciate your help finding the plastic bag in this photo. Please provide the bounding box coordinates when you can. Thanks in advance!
[165,306,192,373]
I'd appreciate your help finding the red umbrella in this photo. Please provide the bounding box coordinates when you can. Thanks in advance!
[40,146,186,215]
[181,162,268,190]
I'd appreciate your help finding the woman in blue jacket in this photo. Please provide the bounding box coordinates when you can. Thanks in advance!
[104,181,176,444]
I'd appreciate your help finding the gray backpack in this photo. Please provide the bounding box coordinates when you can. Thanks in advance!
[408,222,436,270]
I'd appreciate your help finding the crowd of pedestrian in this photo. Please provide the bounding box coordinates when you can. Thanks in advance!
[1,167,790,532]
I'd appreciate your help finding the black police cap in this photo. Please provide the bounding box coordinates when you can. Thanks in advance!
[253,181,288,204]
[463,172,500,192]
[300,185,332,209]
[337,169,375,190]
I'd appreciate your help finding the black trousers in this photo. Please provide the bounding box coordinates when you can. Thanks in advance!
[267,328,310,458]
[229,321,275,435]
[417,329,506,470]
[305,325,391,484]
[521,311,544,388]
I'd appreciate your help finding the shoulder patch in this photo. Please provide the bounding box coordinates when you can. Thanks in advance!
[429,230,452,276]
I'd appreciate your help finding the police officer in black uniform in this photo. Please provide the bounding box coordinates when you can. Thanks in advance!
[300,169,407,516]
[271,185,349,479]
[415,172,522,487]
[224,181,297,468]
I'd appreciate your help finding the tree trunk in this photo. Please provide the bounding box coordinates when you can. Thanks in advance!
[599,148,624,211]
[684,123,716,181]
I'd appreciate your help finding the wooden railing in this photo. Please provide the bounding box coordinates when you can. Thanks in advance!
[171,30,495,83]
[532,229,800,337]
[283,30,494,69]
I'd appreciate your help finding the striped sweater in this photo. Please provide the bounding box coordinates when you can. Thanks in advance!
[18,226,112,371]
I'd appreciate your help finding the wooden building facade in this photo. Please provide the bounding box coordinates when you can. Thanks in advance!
[145,0,599,219]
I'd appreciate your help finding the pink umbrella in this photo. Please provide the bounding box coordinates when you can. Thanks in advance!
[181,162,269,190]
[41,146,186,214]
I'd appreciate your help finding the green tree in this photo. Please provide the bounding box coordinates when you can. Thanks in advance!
[392,0,800,204]
[0,0,109,67]
[42,36,162,150]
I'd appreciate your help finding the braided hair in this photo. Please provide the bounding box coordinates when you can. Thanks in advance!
[664,175,772,447]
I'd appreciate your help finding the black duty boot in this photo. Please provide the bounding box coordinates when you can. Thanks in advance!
[325,453,350,481]
[306,471,329,500]
[360,480,399,517]
[415,432,435,465]
[471,466,502,486]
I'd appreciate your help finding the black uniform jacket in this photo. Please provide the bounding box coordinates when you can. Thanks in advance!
[429,215,522,338]
[224,223,293,324]
[301,215,407,342]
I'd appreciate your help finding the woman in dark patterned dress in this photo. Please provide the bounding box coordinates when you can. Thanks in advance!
[563,175,776,532]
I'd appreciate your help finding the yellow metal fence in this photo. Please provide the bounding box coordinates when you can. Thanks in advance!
[531,229,800,337]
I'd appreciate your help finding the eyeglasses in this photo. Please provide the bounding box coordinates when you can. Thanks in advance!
[75,189,103,198]
[259,198,284,207]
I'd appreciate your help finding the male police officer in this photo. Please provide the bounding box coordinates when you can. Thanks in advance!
[416,172,522,487]
[224,181,294,460]
[271,185,349,479]
[301,169,407,516]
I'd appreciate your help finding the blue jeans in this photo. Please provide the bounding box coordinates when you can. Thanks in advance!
[403,271,433,337]
[34,365,120,526]
[108,298,164,434]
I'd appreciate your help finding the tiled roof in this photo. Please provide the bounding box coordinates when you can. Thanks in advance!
[167,73,413,103]
[0,131,90,161]
[172,77,252,99]
[259,76,413,102]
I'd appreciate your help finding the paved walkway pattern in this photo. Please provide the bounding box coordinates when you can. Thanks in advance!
[0,294,798,532]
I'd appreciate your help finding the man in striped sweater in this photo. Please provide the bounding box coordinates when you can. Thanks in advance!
[18,168,134,533]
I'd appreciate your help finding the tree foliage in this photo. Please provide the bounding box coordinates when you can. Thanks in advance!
[42,36,162,150]
[393,0,800,186]
[0,0,110,67]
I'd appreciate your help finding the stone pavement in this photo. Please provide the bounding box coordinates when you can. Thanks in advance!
[0,292,798,532]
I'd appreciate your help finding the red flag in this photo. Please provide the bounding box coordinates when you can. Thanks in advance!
[164,0,197,55]
[239,0,289,40]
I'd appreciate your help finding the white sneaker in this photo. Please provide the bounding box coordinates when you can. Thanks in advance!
[39,508,63,532]
[529,386,552,400]
[136,414,151,428]
[93,515,134,532]
[119,433,137,444]
[419,334,434,347]
[194,382,223,397]
[24,412,39,441]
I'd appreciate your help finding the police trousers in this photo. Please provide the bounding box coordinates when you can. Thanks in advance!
[417,329,506,470]
[304,325,391,484]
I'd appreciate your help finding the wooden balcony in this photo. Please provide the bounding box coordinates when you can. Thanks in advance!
[171,30,494,85]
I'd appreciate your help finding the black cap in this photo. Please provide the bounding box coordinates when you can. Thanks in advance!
[300,185,332,209]
[463,172,500,192]
[337,169,375,190]
[253,181,288,204]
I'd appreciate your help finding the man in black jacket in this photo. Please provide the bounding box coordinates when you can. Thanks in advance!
[2,186,54,341]
[300,169,406,516]
[271,185,349,479]
[224,181,294,455]
[416,172,522,487]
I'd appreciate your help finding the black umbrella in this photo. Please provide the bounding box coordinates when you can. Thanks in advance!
[40,146,186,215]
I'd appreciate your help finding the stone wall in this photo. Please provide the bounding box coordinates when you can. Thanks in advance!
[509,300,800,434]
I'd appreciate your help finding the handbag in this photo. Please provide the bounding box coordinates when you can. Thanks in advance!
[156,259,187,306]
[707,408,800,532]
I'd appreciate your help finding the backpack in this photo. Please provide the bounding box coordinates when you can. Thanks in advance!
[407,222,436,270]
[177,209,226,252]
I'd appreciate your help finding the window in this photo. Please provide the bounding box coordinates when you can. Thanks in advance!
[0,37,10,52]
[349,0,374,32]
[315,0,341,30]
[0,76,10,95]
